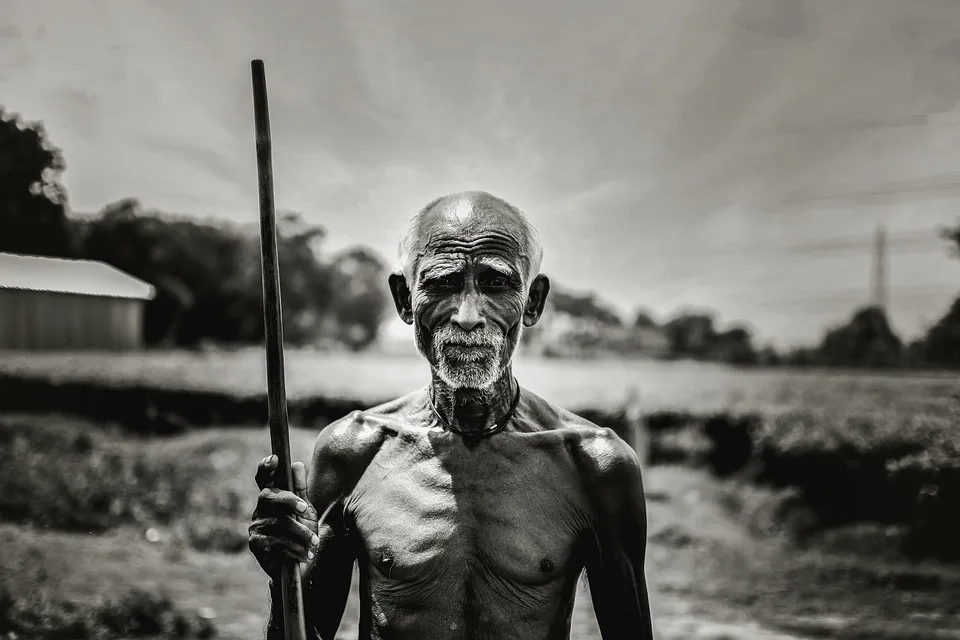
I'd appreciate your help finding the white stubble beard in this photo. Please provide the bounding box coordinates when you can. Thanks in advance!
[421,323,523,390]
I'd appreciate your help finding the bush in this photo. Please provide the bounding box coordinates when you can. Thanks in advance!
[742,407,960,558]
[0,419,245,533]
[0,584,215,639]
[179,516,250,554]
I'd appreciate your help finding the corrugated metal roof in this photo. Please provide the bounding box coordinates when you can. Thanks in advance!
[0,252,156,300]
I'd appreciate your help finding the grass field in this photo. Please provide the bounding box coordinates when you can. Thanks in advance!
[3,347,959,412]
[2,349,959,638]
[4,417,960,640]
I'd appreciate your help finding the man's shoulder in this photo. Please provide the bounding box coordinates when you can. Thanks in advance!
[311,388,428,461]
[523,388,641,485]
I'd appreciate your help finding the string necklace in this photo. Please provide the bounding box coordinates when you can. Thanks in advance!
[430,380,521,437]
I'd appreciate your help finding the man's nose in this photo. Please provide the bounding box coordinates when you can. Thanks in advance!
[451,293,486,331]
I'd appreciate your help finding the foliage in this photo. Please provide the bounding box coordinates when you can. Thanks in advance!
[526,294,762,365]
[0,103,391,350]
[326,246,392,351]
[0,418,246,533]
[548,288,624,327]
[921,297,960,368]
[75,201,321,346]
[68,199,391,349]
[0,108,75,258]
[662,311,717,358]
[0,584,216,639]
[4,100,959,366]
[941,221,960,258]
[817,306,904,368]
[659,312,760,365]
[632,307,658,329]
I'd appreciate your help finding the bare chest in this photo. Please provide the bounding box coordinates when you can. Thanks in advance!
[345,436,591,590]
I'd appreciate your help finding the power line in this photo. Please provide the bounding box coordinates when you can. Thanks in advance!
[661,229,949,260]
[717,284,956,304]
[787,227,946,251]
[785,234,942,255]
[772,171,960,208]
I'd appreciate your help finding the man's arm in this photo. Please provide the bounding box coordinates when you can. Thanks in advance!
[266,503,355,640]
[265,412,385,640]
[580,428,654,640]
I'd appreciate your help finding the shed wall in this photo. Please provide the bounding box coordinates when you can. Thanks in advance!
[0,289,144,351]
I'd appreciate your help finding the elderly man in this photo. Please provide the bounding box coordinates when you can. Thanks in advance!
[248,191,653,640]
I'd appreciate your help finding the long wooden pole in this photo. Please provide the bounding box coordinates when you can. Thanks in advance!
[251,58,308,640]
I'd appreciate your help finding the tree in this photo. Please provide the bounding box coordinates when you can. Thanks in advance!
[922,298,960,368]
[328,246,391,351]
[713,325,758,365]
[940,221,960,257]
[0,107,75,257]
[632,307,659,329]
[817,306,903,368]
[904,224,960,367]
[78,200,259,345]
[75,202,396,350]
[272,212,335,346]
[662,311,717,358]
[548,288,623,327]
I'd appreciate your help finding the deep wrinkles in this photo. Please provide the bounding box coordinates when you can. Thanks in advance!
[425,232,527,260]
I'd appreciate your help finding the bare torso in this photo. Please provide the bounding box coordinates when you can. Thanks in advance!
[305,386,631,640]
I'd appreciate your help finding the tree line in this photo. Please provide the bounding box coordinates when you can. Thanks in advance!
[3,104,959,366]
[0,107,391,351]
[523,242,960,369]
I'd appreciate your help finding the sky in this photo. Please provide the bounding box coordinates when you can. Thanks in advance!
[2,0,960,348]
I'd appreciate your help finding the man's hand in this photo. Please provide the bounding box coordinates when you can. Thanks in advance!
[248,455,321,582]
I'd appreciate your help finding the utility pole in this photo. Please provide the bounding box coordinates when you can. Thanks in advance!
[870,223,888,312]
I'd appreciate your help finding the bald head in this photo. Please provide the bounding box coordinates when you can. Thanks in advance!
[397,191,544,284]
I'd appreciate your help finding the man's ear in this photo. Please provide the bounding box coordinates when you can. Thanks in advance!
[522,274,550,327]
[388,272,414,324]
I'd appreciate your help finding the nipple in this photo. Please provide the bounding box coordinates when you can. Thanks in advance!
[379,550,394,577]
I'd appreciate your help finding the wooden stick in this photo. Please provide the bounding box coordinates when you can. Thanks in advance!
[251,58,308,640]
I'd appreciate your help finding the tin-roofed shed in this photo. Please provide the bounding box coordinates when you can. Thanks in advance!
[0,252,155,351]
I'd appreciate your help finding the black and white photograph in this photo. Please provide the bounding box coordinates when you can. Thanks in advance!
[1,1,959,639]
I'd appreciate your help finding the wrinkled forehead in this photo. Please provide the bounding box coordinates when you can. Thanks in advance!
[412,200,531,277]
[417,227,527,277]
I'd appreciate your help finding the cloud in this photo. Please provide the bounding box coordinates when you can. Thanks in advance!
[2,0,959,345]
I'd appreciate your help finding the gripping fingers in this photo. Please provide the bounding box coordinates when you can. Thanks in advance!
[251,532,313,563]
[256,487,314,520]
[286,514,321,550]
[251,514,318,550]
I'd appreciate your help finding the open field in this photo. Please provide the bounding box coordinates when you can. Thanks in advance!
[2,350,956,546]
[3,417,960,640]
[2,348,958,412]
[1,350,959,638]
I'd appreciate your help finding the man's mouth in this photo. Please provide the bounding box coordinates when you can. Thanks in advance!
[443,342,493,349]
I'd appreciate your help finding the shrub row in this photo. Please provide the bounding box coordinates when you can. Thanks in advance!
[0,418,247,542]
[689,409,960,560]
[0,586,215,639]
[1,373,957,560]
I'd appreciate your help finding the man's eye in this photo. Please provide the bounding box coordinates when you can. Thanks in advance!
[428,276,458,289]
[486,276,510,288]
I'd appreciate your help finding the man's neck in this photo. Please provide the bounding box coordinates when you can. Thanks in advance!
[429,367,517,436]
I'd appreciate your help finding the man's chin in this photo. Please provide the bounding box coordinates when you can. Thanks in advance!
[436,360,501,390]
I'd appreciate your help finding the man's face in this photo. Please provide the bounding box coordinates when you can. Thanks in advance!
[389,196,548,390]
[413,227,529,390]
